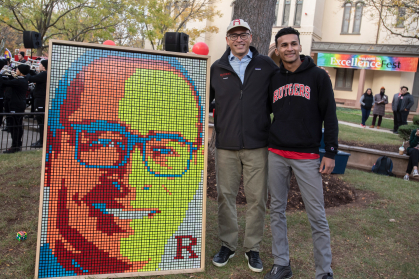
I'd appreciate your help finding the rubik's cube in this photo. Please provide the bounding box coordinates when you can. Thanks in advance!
[16,231,27,241]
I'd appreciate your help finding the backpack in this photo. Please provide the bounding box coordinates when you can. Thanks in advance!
[372,156,394,176]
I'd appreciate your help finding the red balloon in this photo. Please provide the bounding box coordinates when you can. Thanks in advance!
[103,40,116,46]
[192,42,209,55]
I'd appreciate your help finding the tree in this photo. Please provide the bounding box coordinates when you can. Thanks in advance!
[348,0,419,41]
[232,0,277,55]
[0,24,21,54]
[50,0,125,43]
[136,0,222,50]
[0,0,126,55]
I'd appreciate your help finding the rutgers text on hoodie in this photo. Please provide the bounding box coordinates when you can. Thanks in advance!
[269,55,338,159]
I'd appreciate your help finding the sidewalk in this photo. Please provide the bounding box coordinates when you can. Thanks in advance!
[338,120,394,134]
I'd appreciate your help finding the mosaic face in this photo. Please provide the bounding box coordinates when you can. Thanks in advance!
[37,46,207,278]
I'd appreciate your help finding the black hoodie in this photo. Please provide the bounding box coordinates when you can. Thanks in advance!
[269,55,338,159]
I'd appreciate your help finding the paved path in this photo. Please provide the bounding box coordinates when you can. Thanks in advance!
[339,120,394,134]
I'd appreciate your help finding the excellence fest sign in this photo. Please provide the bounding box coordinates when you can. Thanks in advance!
[317,53,419,72]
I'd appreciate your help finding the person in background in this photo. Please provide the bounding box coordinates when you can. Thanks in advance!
[396,86,414,130]
[370,87,388,129]
[359,88,373,128]
[392,86,408,134]
[28,59,48,148]
[404,128,419,181]
[0,64,30,153]
[17,52,26,63]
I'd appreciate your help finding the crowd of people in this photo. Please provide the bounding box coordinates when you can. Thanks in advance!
[0,52,47,153]
[359,85,413,133]
[358,84,419,181]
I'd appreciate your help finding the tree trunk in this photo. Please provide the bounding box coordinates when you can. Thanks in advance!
[232,0,277,55]
[209,130,216,155]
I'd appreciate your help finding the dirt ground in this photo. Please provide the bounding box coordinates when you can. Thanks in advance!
[206,153,356,210]
[339,140,400,153]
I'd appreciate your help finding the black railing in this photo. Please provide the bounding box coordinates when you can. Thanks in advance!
[0,112,45,152]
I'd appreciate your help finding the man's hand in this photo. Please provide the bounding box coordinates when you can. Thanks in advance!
[319,157,335,174]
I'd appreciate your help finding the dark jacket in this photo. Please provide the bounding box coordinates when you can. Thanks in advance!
[268,55,338,159]
[27,71,47,99]
[210,46,278,150]
[399,93,414,111]
[407,129,419,152]
[391,93,400,112]
[0,75,28,111]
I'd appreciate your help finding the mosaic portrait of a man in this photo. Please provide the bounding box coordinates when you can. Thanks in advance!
[36,45,207,278]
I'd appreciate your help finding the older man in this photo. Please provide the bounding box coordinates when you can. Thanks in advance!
[210,19,278,272]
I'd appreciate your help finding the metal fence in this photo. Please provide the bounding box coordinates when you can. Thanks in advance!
[0,112,45,152]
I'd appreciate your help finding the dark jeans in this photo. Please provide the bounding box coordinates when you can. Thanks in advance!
[400,110,409,127]
[406,148,419,174]
[372,114,382,126]
[3,98,10,130]
[361,107,371,125]
[0,98,3,125]
[34,98,45,142]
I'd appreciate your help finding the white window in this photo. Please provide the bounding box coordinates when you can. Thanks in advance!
[294,0,303,26]
[274,1,280,26]
[352,2,363,33]
[396,7,406,28]
[282,0,291,26]
[341,3,352,33]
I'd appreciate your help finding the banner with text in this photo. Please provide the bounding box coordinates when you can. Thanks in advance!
[317,53,418,72]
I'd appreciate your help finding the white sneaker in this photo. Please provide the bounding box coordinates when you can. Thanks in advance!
[404,174,409,181]
[413,169,419,177]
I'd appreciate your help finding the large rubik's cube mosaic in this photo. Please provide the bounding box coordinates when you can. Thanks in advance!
[35,41,208,278]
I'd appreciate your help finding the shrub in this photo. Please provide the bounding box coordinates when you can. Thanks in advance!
[413,115,419,125]
[398,124,419,140]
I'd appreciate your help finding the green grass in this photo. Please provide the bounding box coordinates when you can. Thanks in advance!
[1,152,419,278]
[338,124,403,146]
[336,107,395,130]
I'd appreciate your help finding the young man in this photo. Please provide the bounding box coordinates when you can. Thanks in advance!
[209,19,278,272]
[0,64,30,153]
[265,27,338,279]
[18,51,26,63]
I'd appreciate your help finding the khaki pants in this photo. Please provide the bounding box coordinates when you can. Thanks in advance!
[215,147,268,252]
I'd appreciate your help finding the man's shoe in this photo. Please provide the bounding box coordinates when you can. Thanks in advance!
[3,148,16,154]
[322,273,334,279]
[393,131,399,134]
[31,140,43,148]
[212,246,235,267]
[404,174,409,181]
[413,169,419,177]
[369,125,374,128]
[245,251,263,272]
[264,264,292,279]
[377,126,380,129]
